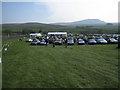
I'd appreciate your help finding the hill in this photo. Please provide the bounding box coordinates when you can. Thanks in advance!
[52,19,115,26]
[2,20,118,34]
[2,22,74,32]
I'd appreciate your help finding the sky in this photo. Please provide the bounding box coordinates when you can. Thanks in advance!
[1,0,120,24]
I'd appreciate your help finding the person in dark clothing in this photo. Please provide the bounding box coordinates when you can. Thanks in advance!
[45,39,48,46]
[74,38,76,43]
[52,38,56,48]
[19,38,22,41]
[53,42,55,47]
[65,38,67,48]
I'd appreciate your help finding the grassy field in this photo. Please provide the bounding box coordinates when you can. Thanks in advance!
[2,38,119,88]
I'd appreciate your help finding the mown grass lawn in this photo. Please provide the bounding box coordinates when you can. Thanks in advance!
[2,38,118,88]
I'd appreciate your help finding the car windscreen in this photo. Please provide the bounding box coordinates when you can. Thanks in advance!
[41,39,45,42]
[33,39,39,42]
[68,38,73,40]
[78,39,83,41]
[89,39,95,41]
[98,39,105,41]
[110,38,116,41]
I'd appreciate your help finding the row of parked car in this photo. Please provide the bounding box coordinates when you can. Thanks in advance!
[77,38,117,45]
[66,37,118,45]
[26,38,47,45]
[26,35,119,45]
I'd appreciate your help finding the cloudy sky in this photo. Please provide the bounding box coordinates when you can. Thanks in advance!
[2,0,119,24]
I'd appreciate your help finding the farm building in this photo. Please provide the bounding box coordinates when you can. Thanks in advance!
[29,33,42,37]
[48,32,67,37]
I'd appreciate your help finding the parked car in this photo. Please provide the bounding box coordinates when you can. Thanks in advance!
[88,39,97,44]
[26,39,33,42]
[48,38,53,44]
[107,38,118,44]
[117,36,120,44]
[30,39,40,45]
[48,37,56,44]
[67,37,74,45]
[38,39,46,45]
[96,38,108,44]
[55,39,63,45]
[83,36,88,43]
[78,39,85,45]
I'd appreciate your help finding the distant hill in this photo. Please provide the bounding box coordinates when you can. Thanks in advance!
[2,22,66,29]
[52,19,107,26]
[2,22,63,28]
[2,20,118,34]
[2,22,75,32]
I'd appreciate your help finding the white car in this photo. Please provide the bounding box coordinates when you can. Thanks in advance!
[55,39,63,45]
[26,39,33,42]
[107,38,118,44]
[96,39,108,44]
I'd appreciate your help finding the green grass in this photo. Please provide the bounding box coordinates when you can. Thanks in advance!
[2,38,118,88]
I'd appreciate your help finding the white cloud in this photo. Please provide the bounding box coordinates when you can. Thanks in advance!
[44,0,119,23]
[2,0,119,23]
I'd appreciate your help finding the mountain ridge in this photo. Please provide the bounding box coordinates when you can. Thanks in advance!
[52,19,107,26]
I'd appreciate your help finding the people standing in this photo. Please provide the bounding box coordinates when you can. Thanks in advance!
[45,36,48,46]
[65,38,67,48]
[52,37,56,48]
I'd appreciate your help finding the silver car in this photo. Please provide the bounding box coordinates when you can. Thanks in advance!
[88,39,97,44]
[67,37,74,45]
[38,39,46,45]
[30,39,40,45]
[78,39,85,45]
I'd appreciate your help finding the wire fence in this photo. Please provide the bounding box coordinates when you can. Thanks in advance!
[2,34,25,40]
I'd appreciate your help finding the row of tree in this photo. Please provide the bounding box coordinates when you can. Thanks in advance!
[2,28,43,34]
[2,27,119,35]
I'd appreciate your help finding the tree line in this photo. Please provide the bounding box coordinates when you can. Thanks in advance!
[2,28,43,35]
